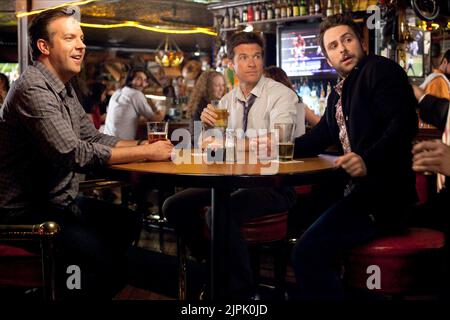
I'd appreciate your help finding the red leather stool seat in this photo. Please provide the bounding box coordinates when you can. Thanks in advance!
[241,211,288,243]
[344,228,445,295]
[0,244,42,287]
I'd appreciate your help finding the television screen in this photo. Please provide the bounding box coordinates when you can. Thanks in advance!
[404,28,424,78]
[278,25,336,77]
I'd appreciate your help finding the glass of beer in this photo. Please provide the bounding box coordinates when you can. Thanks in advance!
[147,121,168,144]
[212,100,228,129]
[275,123,296,162]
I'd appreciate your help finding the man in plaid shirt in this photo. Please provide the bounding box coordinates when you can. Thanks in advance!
[0,7,173,299]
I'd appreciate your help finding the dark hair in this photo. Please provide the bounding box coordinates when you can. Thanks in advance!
[318,13,363,58]
[227,32,265,60]
[89,82,107,104]
[441,49,450,64]
[263,66,301,102]
[0,73,10,92]
[124,67,148,87]
[28,7,77,61]
[263,66,293,90]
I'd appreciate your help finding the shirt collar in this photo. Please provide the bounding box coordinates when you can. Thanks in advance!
[334,78,345,97]
[34,61,69,98]
[236,75,266,102]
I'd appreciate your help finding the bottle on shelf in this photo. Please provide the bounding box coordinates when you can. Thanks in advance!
[326,0,334,16]
[287,0,293,17]
[223,8,230,29]
[267,2,275,19]
[233,8,240,27]
[293,0,300,16]
[338,0,345,14]
[318,84,327,116]
[309,0,314,15]
[275,1,281,19]
[299,0,307,16]
[255,4,261,21]
[261,2,268,20]
[314,0,322,14]
[247,5,254,22]
[281,0,287,18]
[242,6,248,23]
[229,8,235,28]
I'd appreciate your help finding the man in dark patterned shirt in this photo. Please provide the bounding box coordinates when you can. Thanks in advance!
[291,14,418,300]
[0,7,173,299]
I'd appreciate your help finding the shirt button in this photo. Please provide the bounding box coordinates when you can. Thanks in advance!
[345,116,348,121]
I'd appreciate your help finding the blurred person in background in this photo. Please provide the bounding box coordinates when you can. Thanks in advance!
[0,72,10,105]
[104,67,165,140]
[264,66,319,131]
[188,70,226,139]
[84,81,107,130]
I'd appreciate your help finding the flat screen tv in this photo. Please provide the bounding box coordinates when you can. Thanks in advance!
[404,28,425,78]
[277,24,336,78]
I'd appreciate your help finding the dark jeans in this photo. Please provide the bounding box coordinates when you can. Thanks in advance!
[0,196,142,300]
[291,191,379,300]
[163,187,297,299]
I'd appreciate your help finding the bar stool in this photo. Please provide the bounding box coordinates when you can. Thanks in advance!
[0,221,60,300]
[344,227,446,299]
[177,211,288,300]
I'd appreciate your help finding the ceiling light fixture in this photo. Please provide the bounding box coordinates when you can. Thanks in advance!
[155,37,184,67]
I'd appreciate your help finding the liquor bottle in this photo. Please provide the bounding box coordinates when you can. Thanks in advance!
[229,8,235,28]
[293,0,300,16]
[242,6,248,22]
[287,0,293,17]
[281,0,287,18]
[314,0,321,14]
[345,0,353,12]
[300,0,307,16]
[248,5,254,22]
[309,0,314,15]
[234,8,240,26]
[223,8,230,29]
[275,1,281,19]
[326,0,334,16]
[261,3,267,20]
[338,0,344,14]
[267,2,274,19]
[255,4,261,21]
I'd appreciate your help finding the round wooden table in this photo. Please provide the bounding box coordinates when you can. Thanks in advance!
[105,154,340,299]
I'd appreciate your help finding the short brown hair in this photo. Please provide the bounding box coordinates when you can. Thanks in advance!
[318,13,363,58]
[227,32,265,60]
[28,7,77,61]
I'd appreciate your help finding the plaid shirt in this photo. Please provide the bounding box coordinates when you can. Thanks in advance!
[0,61,119,210]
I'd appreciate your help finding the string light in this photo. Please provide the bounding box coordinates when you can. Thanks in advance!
[15,0,217,36]
[80,21,217,36]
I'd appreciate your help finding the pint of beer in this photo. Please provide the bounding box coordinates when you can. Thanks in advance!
[147,122,168,143]
[274,123,295,162]
[211,100,228,129]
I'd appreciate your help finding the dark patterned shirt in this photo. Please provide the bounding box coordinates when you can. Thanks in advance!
[334,78,352,154]
[0,61,119,210]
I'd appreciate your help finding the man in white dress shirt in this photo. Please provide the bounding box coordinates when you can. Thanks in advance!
[104,68,165,140]
[163,32,303,300]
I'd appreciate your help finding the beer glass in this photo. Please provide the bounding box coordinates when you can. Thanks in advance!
[147,121,168,144]
[275,123,296,162]
[211,99,228,129]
